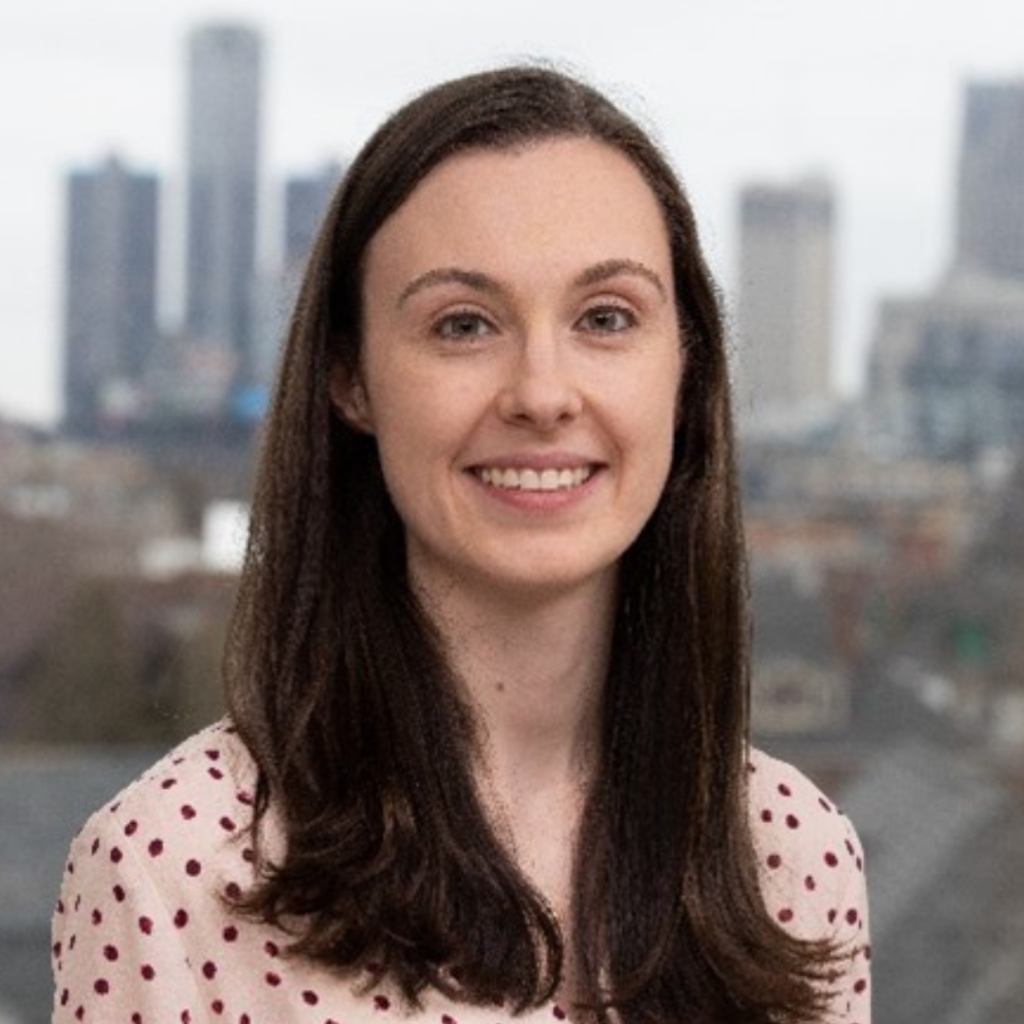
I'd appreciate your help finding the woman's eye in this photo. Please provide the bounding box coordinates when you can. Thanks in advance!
[434,312,494,339]
[578,306,636,333]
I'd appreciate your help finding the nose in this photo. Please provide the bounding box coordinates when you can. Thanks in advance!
[496,329,583,429]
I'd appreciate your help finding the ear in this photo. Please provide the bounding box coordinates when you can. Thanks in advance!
[329,364,375,434]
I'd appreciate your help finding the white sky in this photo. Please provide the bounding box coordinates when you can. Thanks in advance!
[1,0,1020,425]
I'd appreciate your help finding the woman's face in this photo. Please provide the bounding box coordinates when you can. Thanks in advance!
[334,137,683,604]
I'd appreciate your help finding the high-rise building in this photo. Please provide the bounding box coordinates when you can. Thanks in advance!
[735,178,835,433]
[955,79,1024,281]
[62,155,158,435]
[183,23,263,387]
[865,78,1024,461]
[283,161,343,275]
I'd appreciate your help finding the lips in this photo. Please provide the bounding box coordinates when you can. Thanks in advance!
[474,465,596,492]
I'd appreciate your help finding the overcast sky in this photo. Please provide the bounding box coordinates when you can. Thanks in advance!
[2,0,1020,425]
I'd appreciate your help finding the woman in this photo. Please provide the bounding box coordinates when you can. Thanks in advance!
[53,66,870,1023]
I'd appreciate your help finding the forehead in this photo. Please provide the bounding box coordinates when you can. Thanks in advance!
[363,137,673,287]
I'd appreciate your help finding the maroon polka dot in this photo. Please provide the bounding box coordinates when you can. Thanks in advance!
[818,797,833,812]
[553,1007,568,1021]
[785,814,800,829]
[864,945,873,961]
[224,882,242,900]
[131,1014,142,1024]
[778,783,792,797]
[854,979,867,994]
[69,935,77,950]
[237,790,253,805]
[265,971,281,987]
[124,820,139,836]
[94,978,110,995]
[206,749,221,760]
[90,838,100,855]
[824,851,839,867]
[804,875,817,891]
[766,853,782,869]
[138,916,154,935]
[174,909,189,929]
[778,908,794,923]
[60,989,69,1006]
[222,925,239,942]
[186,859,202,877]
[103,945,119,962]
[202,961,217,980]
[75,1006,84,1020]
[264,940,280,957]
[208,767,224,780]
[91,909,103,926]
[302,990,319,1006]
[240,1016,251,1024]
[211,1000,224,1015]
[148,839,164,857]
[242,848,255,863]
[161,778,178,789]
[113,884,126,903]
[180,805,197,820]
[219,816,237,832]
[441,1015,457,1024]
[828,909,838,924]
[110,847,123,864]
[56,899,65,915]
[181,1012,191,1024]
[141,964,156,981]
[845,908,859,925]
[373,994,391,1010]
[845,839,856,856]
[760,809,773,823]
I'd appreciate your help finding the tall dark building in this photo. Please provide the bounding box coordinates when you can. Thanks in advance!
[284,161,343,274]
[184,23,263,385]
[955,79,1024,281]
[62,156,158,435]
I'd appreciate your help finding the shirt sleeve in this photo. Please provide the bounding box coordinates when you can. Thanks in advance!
[818,813,871,1024]
[52,807,208,1024]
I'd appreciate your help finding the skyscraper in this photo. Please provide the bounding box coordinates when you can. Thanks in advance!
[183,23,263,387]
[283,161,344,275]
[955,79,1024,281]
[62,156,158,435]
[736,178,835,431]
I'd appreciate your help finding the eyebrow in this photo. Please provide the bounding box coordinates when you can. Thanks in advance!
[396,258,668,308]
[573,258,667,299]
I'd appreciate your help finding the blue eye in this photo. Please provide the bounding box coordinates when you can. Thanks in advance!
[434,311,494,339]
[578,306,636,333]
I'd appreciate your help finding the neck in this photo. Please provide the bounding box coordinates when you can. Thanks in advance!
[412,568,616,795]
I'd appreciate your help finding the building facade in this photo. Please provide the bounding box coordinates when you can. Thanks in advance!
[867,78,1024,461]
[735,178,835,433]
[955,79,1024,281]
[62,156,158,435]
[183,23,263,390]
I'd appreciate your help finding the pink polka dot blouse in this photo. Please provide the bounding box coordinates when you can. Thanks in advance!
[52,721,871,1023]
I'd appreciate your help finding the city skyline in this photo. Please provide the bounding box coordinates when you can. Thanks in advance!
[2,0,1020,424]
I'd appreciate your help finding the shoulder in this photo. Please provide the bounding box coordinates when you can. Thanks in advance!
[63,719,261,907]
[746,748,867,943]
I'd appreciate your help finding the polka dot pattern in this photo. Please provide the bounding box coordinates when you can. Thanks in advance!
[51,722,871,1023]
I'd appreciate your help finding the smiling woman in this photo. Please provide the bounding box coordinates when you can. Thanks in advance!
[52,65,870,1024]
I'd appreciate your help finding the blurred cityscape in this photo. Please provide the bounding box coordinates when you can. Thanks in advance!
[1,21,1023,1024]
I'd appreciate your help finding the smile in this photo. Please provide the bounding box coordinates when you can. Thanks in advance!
[475,466,595,492]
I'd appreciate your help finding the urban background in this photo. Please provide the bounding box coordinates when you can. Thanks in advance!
[2,11,1023,1024]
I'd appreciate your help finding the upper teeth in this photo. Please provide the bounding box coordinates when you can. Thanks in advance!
[479,466,593,491]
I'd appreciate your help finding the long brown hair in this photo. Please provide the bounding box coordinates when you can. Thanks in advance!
[224,64,834,1022]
